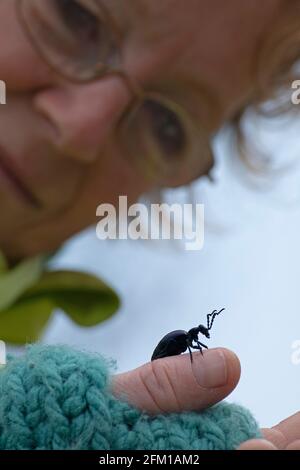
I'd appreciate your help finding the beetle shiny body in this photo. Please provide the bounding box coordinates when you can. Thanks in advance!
[152,330,193,359]
[151,308,225,362]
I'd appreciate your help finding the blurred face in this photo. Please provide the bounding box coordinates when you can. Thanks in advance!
[0,0,283,259]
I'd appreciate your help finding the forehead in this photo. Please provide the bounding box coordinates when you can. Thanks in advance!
[102,0,282,125]
[105,0,207,41]
[105,0,281,68]
[106,0,278,34]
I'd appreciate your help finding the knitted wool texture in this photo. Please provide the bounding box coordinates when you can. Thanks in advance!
[0,345,260,450]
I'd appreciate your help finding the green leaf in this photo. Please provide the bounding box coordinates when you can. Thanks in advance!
[21,270,120,327]
[0,255,46,311]
[0,253,120,344]
[0,298,53,344]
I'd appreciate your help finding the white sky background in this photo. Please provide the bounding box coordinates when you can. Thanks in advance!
[41,111,300,429]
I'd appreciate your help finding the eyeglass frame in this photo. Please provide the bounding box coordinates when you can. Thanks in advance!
[16,0,214,187]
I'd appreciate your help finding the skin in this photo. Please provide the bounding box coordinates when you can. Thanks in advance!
[0,0,284,259]
[114,352,300,450]
[0,0,293,449]
[238,413,300,450]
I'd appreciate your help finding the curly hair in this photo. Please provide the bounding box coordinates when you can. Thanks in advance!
[232,0,300,171]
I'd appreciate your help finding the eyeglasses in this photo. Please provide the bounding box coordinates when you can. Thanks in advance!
[17,0,214,187]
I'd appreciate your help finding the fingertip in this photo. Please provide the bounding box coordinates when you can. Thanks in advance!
[112,348,242,415]
[218,348,241,388]
[261,428,287,450]
[238,439,278,450]
[285,440,300,450]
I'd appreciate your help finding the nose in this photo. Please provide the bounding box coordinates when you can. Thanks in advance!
[33,75,132,163]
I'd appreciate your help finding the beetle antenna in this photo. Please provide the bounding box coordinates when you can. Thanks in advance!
[207,308,225,331]
[207,310,217,330]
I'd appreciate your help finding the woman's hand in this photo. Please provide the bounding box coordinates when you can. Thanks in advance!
[238,412,300,450]
[112,349,300,451]
[111,348,240,414]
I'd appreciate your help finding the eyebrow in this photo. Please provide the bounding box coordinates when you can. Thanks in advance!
[100,0,173,27]
[123,0,152,18]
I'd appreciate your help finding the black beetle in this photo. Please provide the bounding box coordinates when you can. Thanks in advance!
[151,308,225,362]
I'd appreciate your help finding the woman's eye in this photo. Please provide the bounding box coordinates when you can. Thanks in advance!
[56,0,100,43]
[144,100,187,159]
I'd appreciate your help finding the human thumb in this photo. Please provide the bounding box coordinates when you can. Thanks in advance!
[111,348,240,414]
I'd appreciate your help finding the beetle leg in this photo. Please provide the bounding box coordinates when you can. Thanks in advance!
[192,341,208,356]
[190,343,203,356]
[187,346,193,363]
[197,341,208,350]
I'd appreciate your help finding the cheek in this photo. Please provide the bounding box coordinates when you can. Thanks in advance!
[7,145,151,258]
[81,142,153,209]
[0,142,151,259]
[51,140,153,239]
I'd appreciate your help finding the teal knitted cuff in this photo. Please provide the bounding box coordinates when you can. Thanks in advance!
[0,345,260,450]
